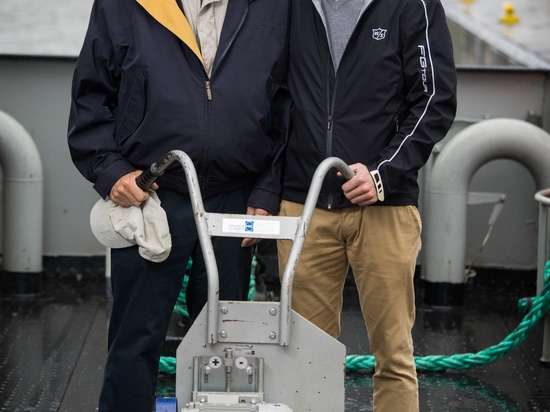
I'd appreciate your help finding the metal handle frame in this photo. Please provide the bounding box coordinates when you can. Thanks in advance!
[137,150,354,345]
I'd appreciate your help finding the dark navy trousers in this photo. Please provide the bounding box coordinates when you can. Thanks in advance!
[98,187,253,412]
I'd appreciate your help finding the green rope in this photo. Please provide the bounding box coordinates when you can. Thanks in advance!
[159,356,177,375]
[160,260,550,375]
[346,260,550,372]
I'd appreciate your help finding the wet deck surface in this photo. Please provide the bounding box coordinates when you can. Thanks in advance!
[1,267,550,412]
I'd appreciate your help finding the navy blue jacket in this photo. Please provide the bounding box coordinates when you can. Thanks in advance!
[68,0,289,214]
[283,0,457,209]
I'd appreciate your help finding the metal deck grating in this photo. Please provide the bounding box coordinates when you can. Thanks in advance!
[1,270,549,411]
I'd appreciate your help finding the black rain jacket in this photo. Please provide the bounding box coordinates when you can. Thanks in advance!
[283,0,457,209]
[68,0,289,214]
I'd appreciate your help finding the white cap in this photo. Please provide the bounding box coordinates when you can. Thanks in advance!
[90,191,172,262]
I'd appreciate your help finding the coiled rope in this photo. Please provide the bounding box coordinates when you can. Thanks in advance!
[159,260,550,375]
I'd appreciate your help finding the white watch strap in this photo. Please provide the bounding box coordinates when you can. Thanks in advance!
[370,169,385,202]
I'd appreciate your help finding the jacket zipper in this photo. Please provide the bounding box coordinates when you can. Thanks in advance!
[199,75,213,186]
[326,60,338,209]
[320,2,369,209]
[204,5,248,100]
[196,4,249,187]
[205,80,213,100]
[199,7,248,182]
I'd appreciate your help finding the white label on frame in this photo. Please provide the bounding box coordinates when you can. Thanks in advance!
[222,218,281,235]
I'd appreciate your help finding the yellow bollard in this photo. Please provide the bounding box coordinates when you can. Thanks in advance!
[499,2,519,24]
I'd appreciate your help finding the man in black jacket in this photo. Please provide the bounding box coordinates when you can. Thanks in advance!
[67,0,289,410]
[277,0,457,410]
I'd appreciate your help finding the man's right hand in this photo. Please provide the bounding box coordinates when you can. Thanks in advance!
[109,170,158,207]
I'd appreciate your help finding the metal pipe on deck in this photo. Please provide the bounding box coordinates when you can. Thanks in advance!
[423,118,550,306]
[534,188,550,363]
[0,110,44,295]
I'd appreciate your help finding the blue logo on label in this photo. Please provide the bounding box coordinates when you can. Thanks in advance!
[245,221,254,232]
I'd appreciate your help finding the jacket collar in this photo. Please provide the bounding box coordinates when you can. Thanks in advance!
[136,0,204,65]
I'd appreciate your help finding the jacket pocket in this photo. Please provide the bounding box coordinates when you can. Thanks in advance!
[116,71,147,140]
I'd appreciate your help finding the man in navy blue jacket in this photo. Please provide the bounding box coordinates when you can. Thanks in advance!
[277,0,457,411]
[67,0,289,410]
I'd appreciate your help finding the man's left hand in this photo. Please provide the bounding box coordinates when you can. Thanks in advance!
[340,163,378,206]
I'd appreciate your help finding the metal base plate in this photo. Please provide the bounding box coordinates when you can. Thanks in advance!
[176,302,345,412]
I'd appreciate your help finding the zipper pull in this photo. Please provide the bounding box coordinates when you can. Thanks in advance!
[205,80,213,101]
[327,115,333,130]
